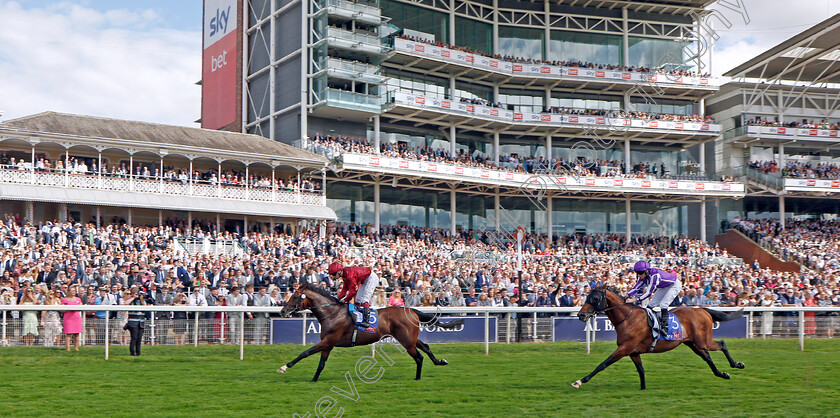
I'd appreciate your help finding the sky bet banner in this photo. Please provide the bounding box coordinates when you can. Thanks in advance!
[552,315,747,342]
[202,0,238,130]
[271,316,497,344]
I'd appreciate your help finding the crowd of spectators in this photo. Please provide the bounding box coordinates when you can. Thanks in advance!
[733,217,840,273]
[396,34,712,79]
[542,107,714,123]
[749,160,840,180]
[1,210,838,345]
[311,132,667,178]
[0,152,322,193]
[747,118,840,130]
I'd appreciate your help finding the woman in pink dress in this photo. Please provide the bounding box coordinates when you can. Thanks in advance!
[61,286,83,351]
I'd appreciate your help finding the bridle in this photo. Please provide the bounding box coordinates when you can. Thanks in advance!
[284,288,343,320]
[586,289,635,327]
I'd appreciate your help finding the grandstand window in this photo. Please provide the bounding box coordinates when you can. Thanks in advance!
[455,17,492,55]
[627,36,692,70]
[381,0,449,43]
[498,26,544,61]
[549,31,622,66]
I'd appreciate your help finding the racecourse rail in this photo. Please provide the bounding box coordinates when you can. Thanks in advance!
[0,305,834,359]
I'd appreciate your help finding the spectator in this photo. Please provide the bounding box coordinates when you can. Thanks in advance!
[61,285,83,351]
[41,288,62,347]
[19,289,39,346]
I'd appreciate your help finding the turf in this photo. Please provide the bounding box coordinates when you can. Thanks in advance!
[1,339,839,416]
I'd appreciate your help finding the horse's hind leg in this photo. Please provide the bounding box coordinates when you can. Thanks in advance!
[713,340,745,369]
[312,348,333,382]
[416,340,448,366]
[630,354,646,390]
[684,341,730,379]
[407,346,423,380]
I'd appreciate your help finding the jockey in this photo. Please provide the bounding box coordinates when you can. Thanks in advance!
[625,260,682,337]
[330,262,378,326]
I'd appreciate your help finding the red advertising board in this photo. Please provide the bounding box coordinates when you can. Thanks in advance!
[202,0,238,130]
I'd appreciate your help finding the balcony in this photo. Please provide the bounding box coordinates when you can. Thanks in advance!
[727,125,840,141]
[317,88,382,113]
[387,91,721,137]
[0,168,328,215]
[324,57,387,84]
[340,153,745,197]
[325,27,388,55]
[388,37,718,96]
[321,0,381,25]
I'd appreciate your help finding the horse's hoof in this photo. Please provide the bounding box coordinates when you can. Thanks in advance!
[720,372,730,380]
[439,359,448,366]
[570,380,582,389]
[735,362,745,369]
[277,365,288,374]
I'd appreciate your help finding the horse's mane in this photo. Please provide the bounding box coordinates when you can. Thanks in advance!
[604,286,627,302]
[304,284,342,304]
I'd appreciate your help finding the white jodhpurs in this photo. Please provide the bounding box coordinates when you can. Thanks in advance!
[648,279,682,309]
[354,271,378,306]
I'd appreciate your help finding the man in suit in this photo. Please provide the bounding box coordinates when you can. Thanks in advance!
[175,260,192,288]
[252,286,272,344]
[559,287,576,316]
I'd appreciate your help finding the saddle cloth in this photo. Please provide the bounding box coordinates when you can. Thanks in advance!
[644,308,683,341]
[348,303,378,333]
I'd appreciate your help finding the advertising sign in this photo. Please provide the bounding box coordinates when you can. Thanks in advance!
[551,315,748,342]
[202,0,238,130]
[271,316,497,344]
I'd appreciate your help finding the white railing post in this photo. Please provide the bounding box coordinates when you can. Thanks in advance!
[302,312,307,345]
[484,310,489,355]
[506,314,511,344]
[532,312,537,340]
[747,311,753,339]
[81,313,86,346]
[239,311,245,360]
[194,311,199,347]
[105,315,110,360]
[221,312,226,344]
[150,314,156,346]
[586,317,592,354]
[799,310,805,351]
[2,310,6,344]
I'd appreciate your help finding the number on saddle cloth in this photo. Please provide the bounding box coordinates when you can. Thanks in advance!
[348,304,378,332]
[644,308,683,341]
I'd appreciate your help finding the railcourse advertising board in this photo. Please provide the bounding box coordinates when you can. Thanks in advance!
[271,316,497,344]
[552,315,748,342]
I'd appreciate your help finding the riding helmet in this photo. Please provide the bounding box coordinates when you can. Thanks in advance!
[328,262,344,275]
[632,260,650,272]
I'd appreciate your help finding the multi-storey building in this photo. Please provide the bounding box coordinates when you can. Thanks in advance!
[708,14,840,225]
[205,0,748,241]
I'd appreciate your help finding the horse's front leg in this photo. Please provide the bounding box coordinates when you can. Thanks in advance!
[278,340,330,374]
[571,345,632,388]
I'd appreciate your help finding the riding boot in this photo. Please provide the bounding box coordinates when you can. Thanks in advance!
[361,305,371,326]
[659,307,669,338]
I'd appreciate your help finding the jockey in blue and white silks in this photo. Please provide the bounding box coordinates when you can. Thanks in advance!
[626,260,682,337]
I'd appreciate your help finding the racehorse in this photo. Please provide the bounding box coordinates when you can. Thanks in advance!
[277,283,462,381]
[571,285,745,390]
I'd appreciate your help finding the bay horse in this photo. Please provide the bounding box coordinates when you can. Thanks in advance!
[277,283,462,381]
[571,285,745,390]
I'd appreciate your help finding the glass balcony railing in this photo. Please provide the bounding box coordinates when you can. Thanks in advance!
[325,57,379,76]
[322,0,381,18]
[722,126,749,141]
[326,27,382,47]
[321,88,382,112]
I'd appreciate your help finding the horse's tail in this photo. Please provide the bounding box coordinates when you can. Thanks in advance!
[702,308,744,322]
[412,309,464,329]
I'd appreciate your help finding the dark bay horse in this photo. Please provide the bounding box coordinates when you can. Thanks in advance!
[277,283,462,381]
[571,285,745,390]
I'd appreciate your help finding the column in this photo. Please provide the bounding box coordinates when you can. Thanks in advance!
[779,196,786,229]
[546,195,553,241]
[96,206,101,228]
[216,213,221,233]
[373,115,381,154]
[492,85,499,103]
[26,201,34,225]
[187,211,192,230]
[494,188,501,231]
[699,98,706,118]
[449,125,456,156]
[448,0,455,44]
[700,141,706,175]
[625,198,631,244]
[374,180,381,231]
[449,77,456,100]
[493,132,500,165]
[624,137,631,174]
[492,0,499,53]
[58,203,67,223]
[158,210,163,228]
[98,151,103,188]
[544,0,551,60]
[127,208,133,227]
[621,7,629,66]
[778,142,785,170]
[270,218,275,235]
[244,215,249,234]
[450,189,457,236]
[545,87,551,112]
[129,155,133,191]
[545,135,552,162]
[700,197,707,243]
